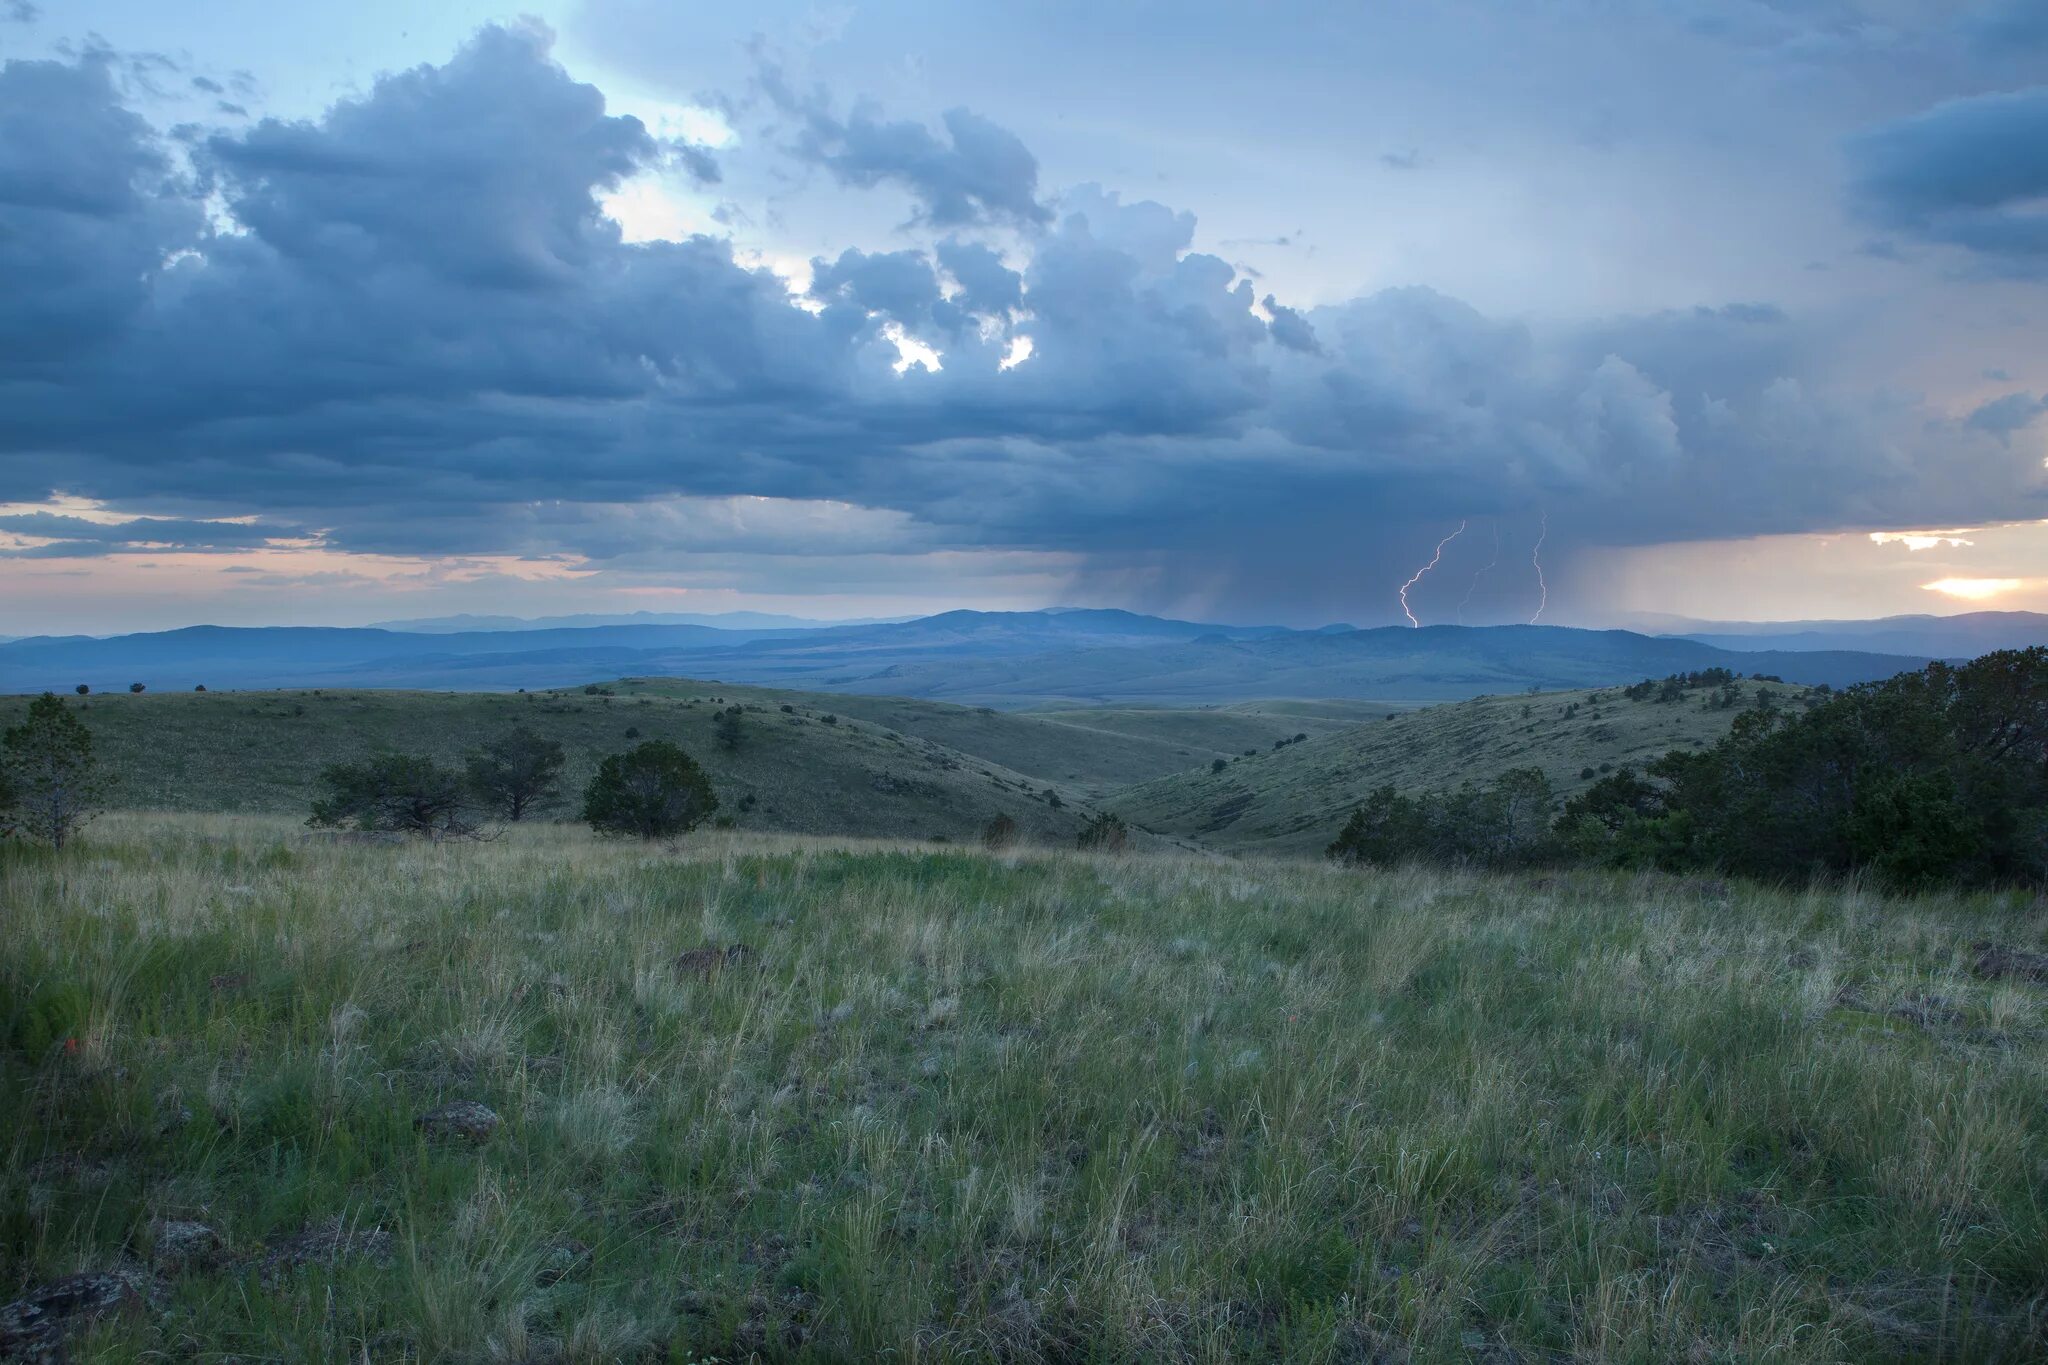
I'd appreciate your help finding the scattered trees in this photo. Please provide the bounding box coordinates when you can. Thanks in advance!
[308,753,478,839]
[464,726,566,822]
[2,693,108,850]
[582,741,717,840]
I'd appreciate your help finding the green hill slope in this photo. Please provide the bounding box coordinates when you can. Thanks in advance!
[610,680,1263,795]
[0,685,1132,846]
[1113,678,1820,857]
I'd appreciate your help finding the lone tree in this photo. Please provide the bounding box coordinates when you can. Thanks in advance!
[464,726,566,821]
[128,682,145,694]
[1076,811,1129,853]
[308,753,478,839]
[583,740,717,840]
[2,693,108,850]
[714,705,745,751]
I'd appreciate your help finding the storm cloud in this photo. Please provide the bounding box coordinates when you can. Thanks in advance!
[0,17,2042,623]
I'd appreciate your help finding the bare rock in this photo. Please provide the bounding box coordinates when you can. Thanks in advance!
[674,944,760,978]
[415,1100,501,1143]
[147,1218,221,1271]
[257,1218,394,1287]
[0,1272,145,1360]
[674,946,723,976]
[1972,941,2048,983]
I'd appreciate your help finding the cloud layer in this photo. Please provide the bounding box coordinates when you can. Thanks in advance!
[0,19,2043,623]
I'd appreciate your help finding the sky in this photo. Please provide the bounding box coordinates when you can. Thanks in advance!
[1,0,2045,635]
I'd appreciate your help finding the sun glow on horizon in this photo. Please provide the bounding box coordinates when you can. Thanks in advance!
[1921,577,2023,601]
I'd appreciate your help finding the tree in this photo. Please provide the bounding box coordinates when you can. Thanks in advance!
[308,753,478,839]
[1210,758,1228,774]
[128,682,145,694]
[714,705,745,751]
[2,693,108,850]
[1077,811,1129,853]
[73,684,88,696]
[981,813,1018,850]
[583,741,717,840]
[464,726,566,822]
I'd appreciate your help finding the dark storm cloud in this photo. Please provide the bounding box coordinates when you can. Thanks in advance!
[1847,87,2048,273]
[0,511,306,556]
[1967,391,2048,438]
[0,23,2039,619]
[764,67,1051,229]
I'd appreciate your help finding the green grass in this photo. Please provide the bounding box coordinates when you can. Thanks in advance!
[1114,681,1821,857]
[4,815,2044,1360]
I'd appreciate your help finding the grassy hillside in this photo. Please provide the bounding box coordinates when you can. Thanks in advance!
[1114,679,1819,857]
[3,817,2042,1359]
[0,686,1121,847]
[609,680,1325,796]
[1028,698,1413,757]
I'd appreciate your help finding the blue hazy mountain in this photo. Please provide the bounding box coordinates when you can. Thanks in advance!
[0,610,1951,703]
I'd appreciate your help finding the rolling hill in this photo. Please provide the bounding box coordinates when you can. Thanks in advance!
[0,685,1122,847]
[1112,676,1821,858]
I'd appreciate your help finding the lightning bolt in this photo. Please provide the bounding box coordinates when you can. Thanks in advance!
[1528,510,1548,624]
[1398,519,1467,628]
[1457,520,1501,625]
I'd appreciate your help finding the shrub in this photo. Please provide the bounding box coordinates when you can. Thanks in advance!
[582,741,717,840]
[464,726,567,822]
[1210,758,1228,774]
[128,682,145,694]
[981,813,1018,851]
[2,693,107,850]
[73,684,87,696]
[1328,768,1556,871]
[1077,811,1129,853]
[714,706,745,750]
[308,753,478,839]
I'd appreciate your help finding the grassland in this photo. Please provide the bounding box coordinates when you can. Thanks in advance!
[0,686,1131,847]
[4,815,2045,1360]
[0,684,1371,840]
[1114,681,1819,858]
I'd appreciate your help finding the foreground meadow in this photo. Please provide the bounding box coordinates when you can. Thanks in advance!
[3,816,2044,1361]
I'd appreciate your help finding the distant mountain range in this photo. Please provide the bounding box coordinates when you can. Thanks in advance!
[368,609,911,633]
[1,606,2027,703]
[1649,610,2048,660]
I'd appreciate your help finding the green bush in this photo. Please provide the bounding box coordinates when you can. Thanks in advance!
[582,741,717,840]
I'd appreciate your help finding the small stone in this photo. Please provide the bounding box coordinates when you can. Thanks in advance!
[674,946,724,976]
[149,1218,220,1270]
[415,1100,501,1143]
